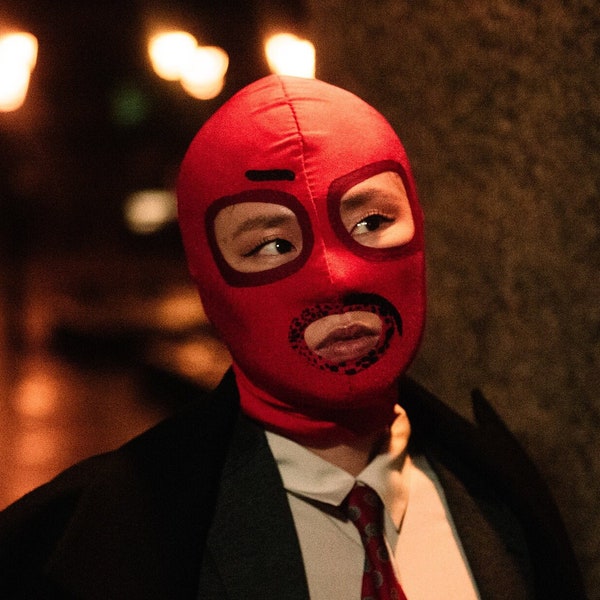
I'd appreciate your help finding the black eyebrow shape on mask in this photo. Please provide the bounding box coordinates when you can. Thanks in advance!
[245,169,295,182]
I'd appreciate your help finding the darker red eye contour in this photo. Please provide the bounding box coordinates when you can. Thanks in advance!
[205,189,314,287]
[327,159,422,261]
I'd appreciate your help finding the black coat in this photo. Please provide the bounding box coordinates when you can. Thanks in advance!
[0,370,586,599]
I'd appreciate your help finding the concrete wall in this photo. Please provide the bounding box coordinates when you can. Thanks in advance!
[307,0,599,595]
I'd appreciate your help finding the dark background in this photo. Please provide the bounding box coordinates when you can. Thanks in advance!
[0,0,598,596]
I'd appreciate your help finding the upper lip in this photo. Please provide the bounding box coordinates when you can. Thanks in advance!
[315,323,380,350]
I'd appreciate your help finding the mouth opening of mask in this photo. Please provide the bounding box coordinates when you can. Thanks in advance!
[288,293,402,375]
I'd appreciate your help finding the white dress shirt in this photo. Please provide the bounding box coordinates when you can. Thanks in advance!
[266,411,480,600]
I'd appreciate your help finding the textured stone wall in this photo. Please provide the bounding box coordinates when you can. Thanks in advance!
[306,0,599,595]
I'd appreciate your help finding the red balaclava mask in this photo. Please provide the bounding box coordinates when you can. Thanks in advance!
[177,75,425,445]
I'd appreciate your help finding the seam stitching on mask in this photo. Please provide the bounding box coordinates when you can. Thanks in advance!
[278,76,335,286]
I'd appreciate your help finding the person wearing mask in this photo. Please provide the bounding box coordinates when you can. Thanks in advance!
[0,75,585,599]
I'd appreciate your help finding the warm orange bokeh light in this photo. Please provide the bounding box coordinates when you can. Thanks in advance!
[148,30,197,81]
[148,31,229,100]
[265,33,315,78]
[0,32,38,112]
[180,45,229,100]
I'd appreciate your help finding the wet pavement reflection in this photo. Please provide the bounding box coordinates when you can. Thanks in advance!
[0,351,170,508]
[0,248,231,510]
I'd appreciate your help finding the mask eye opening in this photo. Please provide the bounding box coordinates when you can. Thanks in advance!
[206,189,314,287]
[327,160,423,261]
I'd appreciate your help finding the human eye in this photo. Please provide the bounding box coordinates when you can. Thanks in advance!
[214,201,303,273]
[244,237,296,257]
[339,171,414,249]
[238,234,299,269]
[351,212,395,238]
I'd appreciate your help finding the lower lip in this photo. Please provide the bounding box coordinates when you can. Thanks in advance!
[315,334,380,363]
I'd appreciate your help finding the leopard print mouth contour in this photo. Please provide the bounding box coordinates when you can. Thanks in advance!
[288,293,402,375]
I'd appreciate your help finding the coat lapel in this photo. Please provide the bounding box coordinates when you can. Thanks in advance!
[427,453,535,599]
[44,373,240,599]
[200,414,310,600]
[400,377,537,598]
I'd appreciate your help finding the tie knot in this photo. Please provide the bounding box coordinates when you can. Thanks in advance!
[345,483,384,536]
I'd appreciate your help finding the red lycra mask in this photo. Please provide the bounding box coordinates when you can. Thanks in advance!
[177,75,425,445]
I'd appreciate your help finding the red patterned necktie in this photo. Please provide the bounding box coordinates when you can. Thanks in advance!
[345,483,408,600]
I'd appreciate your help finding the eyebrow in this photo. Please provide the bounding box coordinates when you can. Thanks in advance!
[231,213,297,239]
[245,169,295,181]
[341,188,397,211]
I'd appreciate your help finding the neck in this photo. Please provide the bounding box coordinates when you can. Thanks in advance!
[300,404,410,476]
[234,364,402,471]
[303,428,390,477]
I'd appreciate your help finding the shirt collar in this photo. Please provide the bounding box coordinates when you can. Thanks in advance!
[265,410,411,530]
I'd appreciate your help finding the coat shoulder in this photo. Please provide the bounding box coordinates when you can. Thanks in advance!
[0,369,241,598]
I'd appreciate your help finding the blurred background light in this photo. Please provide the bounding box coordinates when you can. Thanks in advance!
[124,189,177,235]
[0,31,38,112]
[0,65,31,112]
[148,30,198,81]
[0,32,38,70]
[15,370,58,419]
[265,33,315,78]
[148,31,229,100]
[180,45,229,100]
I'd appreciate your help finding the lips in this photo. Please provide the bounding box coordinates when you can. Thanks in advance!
[288,293,402,375]
[314,322,381,362]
